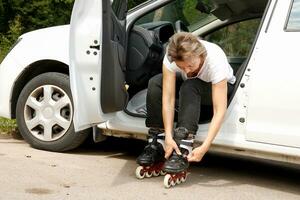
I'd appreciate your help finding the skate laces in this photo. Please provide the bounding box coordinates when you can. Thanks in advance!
[144,145,156,155]
[143,140,160,157]
[147,128,166,150]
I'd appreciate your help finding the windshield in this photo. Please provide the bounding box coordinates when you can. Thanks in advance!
[135,0,217,32]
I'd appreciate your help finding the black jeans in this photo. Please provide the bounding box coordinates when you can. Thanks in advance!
[145,73,234,134]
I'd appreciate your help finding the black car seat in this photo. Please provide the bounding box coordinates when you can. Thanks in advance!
[126,25,163,95]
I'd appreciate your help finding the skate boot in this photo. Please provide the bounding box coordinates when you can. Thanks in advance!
[163,127,194,188]
[135,128,166,179]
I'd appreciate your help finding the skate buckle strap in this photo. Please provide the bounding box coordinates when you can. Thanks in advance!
[147,133,165,141]
[157,133,166,149]
[148,133,165,149]
[179,139,194,155]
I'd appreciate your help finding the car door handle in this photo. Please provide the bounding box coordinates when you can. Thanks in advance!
[90,45,100,50]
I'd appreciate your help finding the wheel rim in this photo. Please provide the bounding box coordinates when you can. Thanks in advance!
[24,85,73,142]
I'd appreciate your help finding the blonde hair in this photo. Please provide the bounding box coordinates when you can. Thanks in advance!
[168,32,207,62]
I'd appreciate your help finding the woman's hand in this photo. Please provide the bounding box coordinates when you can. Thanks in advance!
[187,145,208,162]
[164,136,181,159]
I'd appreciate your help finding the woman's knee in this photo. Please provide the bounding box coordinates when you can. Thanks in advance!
[179,79,201,96]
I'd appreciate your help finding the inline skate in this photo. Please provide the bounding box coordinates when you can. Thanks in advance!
[163,127,194,188]
[135,128,166,179]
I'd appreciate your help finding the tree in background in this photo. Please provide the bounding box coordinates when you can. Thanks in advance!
[0,15,22,54]
[208,19,260,57]
[0,0,4,32]
[9,0,73,32]
[0,0,13,33]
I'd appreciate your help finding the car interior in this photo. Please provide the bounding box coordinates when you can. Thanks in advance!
[124,0,268,122]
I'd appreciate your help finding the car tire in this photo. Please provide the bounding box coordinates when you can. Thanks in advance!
[16,72,90,152]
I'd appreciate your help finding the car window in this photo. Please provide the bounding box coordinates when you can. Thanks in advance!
[204,19,261,57]
[135,0,216,32]
[286,0,300,31]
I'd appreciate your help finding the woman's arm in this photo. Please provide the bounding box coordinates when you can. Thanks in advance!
[162,64,176,138]
[188,79,228,162]
[162,64,182,158]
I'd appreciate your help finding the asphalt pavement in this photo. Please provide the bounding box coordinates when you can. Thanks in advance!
[0,134,300,200]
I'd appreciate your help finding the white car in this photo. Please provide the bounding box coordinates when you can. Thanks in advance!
[1,0,300,165]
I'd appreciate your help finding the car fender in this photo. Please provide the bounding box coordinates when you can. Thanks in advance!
[0,25,70,118]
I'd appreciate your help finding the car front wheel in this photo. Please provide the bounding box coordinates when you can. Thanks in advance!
[16,72,90,152]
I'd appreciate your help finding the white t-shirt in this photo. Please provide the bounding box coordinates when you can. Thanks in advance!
[163,40,236,85]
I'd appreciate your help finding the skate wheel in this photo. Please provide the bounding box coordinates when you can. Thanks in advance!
[135,166,145,179]
[171,179,176,186]
[160,170,167,175]
[180,175,186,183]
[153,171,160,177]
[176,178,181,184]
[145,171,153,178]
[164,174,172,188]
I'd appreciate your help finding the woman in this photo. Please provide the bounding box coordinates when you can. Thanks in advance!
[136,32,236,179]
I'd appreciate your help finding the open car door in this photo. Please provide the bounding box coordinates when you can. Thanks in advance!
[69,0,128,131]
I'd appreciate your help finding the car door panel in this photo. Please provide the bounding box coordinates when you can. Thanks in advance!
[69,0,127,131]
[245,0,300,148]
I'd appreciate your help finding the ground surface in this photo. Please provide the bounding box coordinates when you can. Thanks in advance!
[0,135,300,200]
